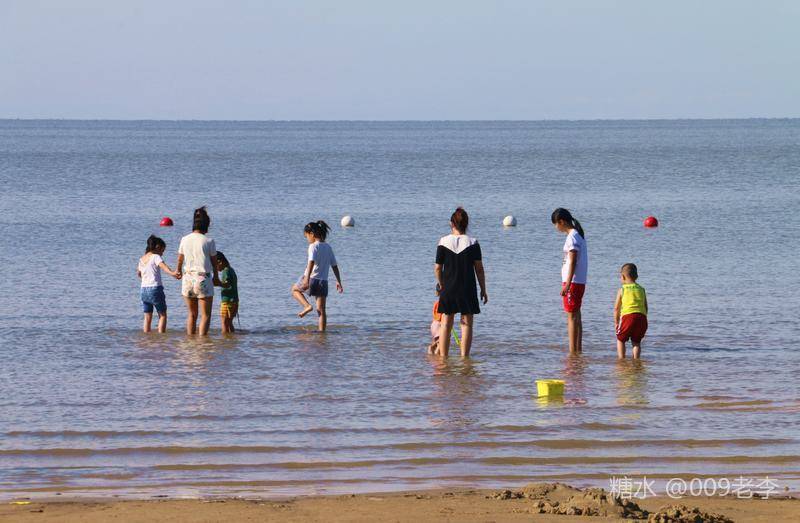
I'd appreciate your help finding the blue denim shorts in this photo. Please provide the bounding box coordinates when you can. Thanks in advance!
[141,286,167,315]
[295,276,329,297]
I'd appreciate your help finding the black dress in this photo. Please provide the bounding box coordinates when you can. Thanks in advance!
[435,234,482,315]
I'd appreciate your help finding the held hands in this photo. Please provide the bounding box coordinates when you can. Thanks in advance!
[213,276,230,288]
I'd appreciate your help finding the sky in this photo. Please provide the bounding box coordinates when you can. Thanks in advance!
[1,0,798,120]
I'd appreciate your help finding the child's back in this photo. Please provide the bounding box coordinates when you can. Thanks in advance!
[308,241,337,280]
[138,253,164,288]
[620,282,646,316]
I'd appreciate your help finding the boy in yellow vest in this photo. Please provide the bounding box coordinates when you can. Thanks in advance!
[613,263,648,359]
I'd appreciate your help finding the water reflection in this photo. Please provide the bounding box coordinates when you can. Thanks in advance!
[426,356,484,429]
[562,353,588,398]
[614,359,649,407]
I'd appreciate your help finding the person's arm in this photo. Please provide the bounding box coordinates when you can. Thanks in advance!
[210,255,228,287]
[158,261,179,279]
[175,253,184,279]
[301,260,314,289]
[644,292,648,315]
[332,265,343,293]
[613,289,623,330]
[561,250,577,296]
[474,260,488,304]
[434,263,443,291]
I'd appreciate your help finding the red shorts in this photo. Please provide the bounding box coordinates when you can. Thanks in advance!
[617,313,648,343]
[561,283,585,313]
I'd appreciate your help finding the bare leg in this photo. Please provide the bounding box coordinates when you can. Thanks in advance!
[428,338,439,354]
[460,314,474,358]
[221,315,230,334]
[316,296,327,331]
[566,311,580,353]
[184,297,198,335]
[617,339,626,359]
[198,297,213,335]
[292,285,313,317]
[437,314,454,358]
[576,309,583,352]
[143,312,153,333]
[157,312,167,333]
[632,341,642,359]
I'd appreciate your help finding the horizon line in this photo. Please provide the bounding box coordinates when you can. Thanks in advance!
[1,116,799,123]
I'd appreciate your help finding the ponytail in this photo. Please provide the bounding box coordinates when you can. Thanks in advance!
[304,220,331,241]
[551,207,585,239]
[450,207,469,233]
[145,234,165,253]
[572,218,585,239]
[193,206,210,234]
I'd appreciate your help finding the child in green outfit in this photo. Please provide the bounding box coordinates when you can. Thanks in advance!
[215,251,238,333]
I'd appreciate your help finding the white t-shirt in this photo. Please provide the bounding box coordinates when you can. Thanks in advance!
[561,229,588,284]
[178,232,216,274]
[138,254,163,288]
[307,241,337,281]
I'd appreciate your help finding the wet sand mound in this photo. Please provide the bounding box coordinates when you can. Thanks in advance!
[647,504,733,523]
[492,482,648,518]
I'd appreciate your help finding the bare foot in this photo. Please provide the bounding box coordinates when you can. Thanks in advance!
[298,306,313,318]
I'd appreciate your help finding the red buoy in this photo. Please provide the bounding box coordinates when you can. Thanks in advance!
[160,217,174,227]
[643,216,658,228]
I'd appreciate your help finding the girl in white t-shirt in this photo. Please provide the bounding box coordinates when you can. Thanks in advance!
[551,208,588,353]
[291,220,344,332]
[136,235,180,333]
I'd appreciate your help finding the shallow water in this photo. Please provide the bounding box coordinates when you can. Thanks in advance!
[1,120,799,499]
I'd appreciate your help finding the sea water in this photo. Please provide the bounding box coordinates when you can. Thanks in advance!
[1,119,799,498]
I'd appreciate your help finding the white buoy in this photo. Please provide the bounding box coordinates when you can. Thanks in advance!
[340,215,355,227]
[503,215,517,227]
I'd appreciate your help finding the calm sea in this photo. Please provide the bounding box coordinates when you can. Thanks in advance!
[1,120,799,499]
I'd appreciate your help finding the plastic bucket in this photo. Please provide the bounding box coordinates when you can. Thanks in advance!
[536,379,565,397]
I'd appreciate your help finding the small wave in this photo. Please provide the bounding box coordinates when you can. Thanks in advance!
[5,430,172,438]
[0,445,297,456]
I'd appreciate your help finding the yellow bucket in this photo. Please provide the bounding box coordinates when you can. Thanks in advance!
[536,379,565,397]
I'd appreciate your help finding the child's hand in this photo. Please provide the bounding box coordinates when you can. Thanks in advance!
[336,282,343,293]
[174,271,181,280]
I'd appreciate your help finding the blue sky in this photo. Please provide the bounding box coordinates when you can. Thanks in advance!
[1,1,798,119]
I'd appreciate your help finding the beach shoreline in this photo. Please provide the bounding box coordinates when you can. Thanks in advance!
[2,484,798,522]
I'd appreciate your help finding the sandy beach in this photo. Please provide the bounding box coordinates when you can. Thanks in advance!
[2,483,798,522]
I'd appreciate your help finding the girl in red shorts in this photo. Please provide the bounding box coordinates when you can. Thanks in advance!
[551,208,588,353]
[613,263,648,359]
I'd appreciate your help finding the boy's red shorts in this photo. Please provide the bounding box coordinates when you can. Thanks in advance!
[617,313,648,343]
[561,283,585,313]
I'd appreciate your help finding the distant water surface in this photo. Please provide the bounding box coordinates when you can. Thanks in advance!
[1,119,799,499]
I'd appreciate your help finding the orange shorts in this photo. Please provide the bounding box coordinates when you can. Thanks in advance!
[220,301,238,319]
[562,283,585,313]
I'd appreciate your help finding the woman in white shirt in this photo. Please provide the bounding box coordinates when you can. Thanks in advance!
[551,208,588,353]
[176,207,222,335]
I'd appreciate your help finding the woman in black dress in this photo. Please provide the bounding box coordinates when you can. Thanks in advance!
[434,207,488,357]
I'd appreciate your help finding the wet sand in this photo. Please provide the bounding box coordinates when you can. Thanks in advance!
[2,485,798,522]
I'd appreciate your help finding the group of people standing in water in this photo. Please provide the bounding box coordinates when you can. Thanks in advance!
[136,206,649,360]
